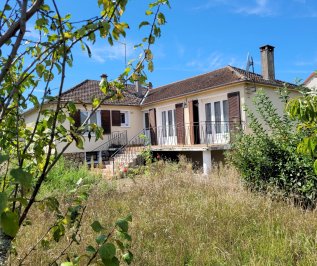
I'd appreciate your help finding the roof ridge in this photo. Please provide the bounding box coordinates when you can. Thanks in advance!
[61,79,92,96]
[304,72,317,84]
[227,65,247,80]
[150,66,229,91]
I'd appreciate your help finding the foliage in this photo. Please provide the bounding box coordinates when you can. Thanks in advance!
[0,0,170,264]
[13,161,317,265]
[40,156,99,196]
[287,75,317,174]
[227,89,317,208]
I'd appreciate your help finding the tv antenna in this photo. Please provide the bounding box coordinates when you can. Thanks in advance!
[246,52,254,74]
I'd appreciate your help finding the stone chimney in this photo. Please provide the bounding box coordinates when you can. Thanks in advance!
[260,45,275,80]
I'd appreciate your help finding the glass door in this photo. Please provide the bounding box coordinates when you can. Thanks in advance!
[161,109,176,145]
[205,99,229,144]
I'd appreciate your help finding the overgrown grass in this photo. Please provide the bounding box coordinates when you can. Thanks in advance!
[39,156,100,196]
[11,158,317,265]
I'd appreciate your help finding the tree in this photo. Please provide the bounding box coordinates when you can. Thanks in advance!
[287,75,317,173]
[0,0,170,264]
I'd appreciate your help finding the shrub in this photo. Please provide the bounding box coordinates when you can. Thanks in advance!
[40,156,100,196]
[226,89,317,208]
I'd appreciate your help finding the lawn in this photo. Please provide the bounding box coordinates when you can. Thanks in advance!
[11,158,317,265]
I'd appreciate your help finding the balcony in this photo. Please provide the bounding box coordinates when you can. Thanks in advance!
[148,121,243,151]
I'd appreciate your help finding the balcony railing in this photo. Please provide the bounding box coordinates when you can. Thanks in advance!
[153,121,243,146]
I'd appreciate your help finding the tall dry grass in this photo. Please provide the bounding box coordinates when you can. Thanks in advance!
[10,158,317,265]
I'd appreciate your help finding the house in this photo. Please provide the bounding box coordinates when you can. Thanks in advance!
[24,45,298,175]
[304,72,317,90]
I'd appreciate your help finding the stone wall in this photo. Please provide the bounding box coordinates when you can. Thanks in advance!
[63,152,85,166]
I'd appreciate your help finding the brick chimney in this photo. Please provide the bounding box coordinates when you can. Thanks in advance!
[260,45,275,80]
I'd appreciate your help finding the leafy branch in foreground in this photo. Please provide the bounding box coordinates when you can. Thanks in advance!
[286,76,317,174]
[0,0,170,264]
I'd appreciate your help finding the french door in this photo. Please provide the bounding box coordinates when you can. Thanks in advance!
[205,99,229,144]
[161,109,176,145]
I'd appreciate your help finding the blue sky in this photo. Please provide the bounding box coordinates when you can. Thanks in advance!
[51,0,317,91]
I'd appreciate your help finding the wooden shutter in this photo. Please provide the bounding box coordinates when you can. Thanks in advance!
[112,110,121,126]
[228,92,241,135]
[188,100,194,145]
[149,108,157,145]
[101,110,111,134]
[228,92,241,123]
[175,103,185,145]
[71,110,81,129]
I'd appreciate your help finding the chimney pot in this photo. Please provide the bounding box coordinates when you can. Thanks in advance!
[260,45,275,80]
[148,82,153,90]
[100,74,108,79]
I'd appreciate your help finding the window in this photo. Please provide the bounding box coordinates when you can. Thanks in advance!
[80,111,99,132]
[120,111,129,127]
[223,100,229,133]
[162,111,167,137]
[205,99,229,134]
[214,101,221,133]
[205,103,212,134]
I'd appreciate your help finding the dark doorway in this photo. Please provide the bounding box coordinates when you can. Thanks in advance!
[193,100,200,144]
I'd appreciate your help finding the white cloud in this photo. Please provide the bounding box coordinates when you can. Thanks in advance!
[185,51,242,71]
[193,0,276,16]
[235,0,274,16]
[25,23,40,40]
[88,41,135,63]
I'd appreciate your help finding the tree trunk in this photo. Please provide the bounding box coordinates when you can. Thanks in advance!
[0,230,11,265]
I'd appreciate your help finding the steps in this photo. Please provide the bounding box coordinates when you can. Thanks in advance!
[92,146,145,178]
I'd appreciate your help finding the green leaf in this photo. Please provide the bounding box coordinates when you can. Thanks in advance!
[36,63,45,77]
[124,214,132,222]
[52,224,65,242]
[139,21,150,29]
[1,211,19,237]
[116,219,128,232]
[96,234,107,244]
[0,192,8,214]
[92,97,100,108]
[101,257,120,266]
[41,239,50,250]
[91,220,104,232]
[145,10,153,15]
[45,197,60,213]
[157,12,166,25]
[86,245,96,254]
[122,251,133,265]
[314,159,317,175]
[0,154,9,164]
[84,43,92,57]
[99,243,116,261]
[61,262,74,266]
[10,168,33,189]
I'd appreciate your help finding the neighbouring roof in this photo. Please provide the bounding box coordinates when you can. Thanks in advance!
[142,65,297,105]
[304,72,317,85]
[59,79,147,106]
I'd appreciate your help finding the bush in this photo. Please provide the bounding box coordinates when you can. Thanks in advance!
[40,156,100,196]
[226,89,317,208]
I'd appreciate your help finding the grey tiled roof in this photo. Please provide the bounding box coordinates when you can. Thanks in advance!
[60,80,147,106]
[142,66,297,105]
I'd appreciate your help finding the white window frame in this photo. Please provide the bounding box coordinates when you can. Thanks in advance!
[120,111,130,127]
[80,110,101,135]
